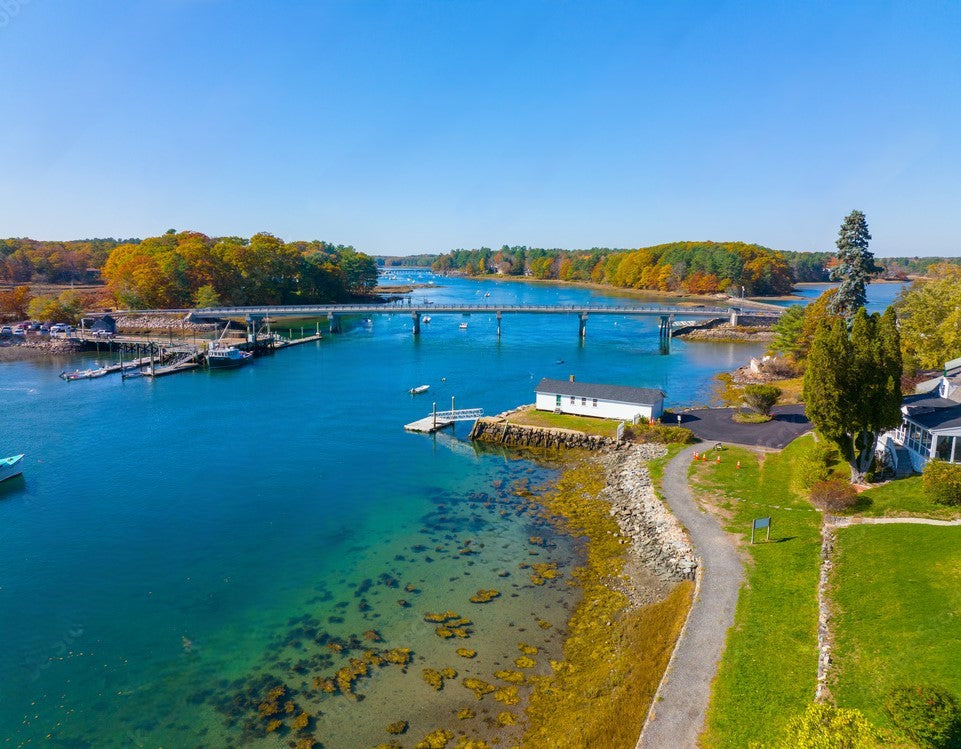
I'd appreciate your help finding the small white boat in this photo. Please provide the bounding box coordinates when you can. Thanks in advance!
[422,316,432,324]
[409,385,430,395]
[484,292,491,297]
[60,368,109,381]
[459,323,468,330]
[0,454,24,483]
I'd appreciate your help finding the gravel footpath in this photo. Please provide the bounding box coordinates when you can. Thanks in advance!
[637,445,744,749]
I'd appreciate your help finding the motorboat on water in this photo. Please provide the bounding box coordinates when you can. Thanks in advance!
[409,385,430,395]
[207,344,253,369]
[0,454,24,483]
[207,323,254,369]
[459,323,468,330]
[60,368,109,381]
[422,316,432,324]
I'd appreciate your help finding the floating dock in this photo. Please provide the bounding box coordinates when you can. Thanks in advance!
[404,416,454,433]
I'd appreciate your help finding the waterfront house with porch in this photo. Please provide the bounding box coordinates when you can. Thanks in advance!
[535,377,665,422]
[878,358,961,474]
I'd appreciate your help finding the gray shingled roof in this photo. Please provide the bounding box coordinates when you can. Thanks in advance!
[903,393,961,431]
[535,378,664,405]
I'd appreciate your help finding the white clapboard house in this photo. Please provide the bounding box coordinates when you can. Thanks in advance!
[878,358,961,475]
[535,377,665,422]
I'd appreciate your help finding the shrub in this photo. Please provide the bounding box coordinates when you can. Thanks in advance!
[796,441,839,490]
[884,685,961,749]
[810,479,858,512]
[922,460,961,506]
[743,384,782,416]
[770,702,882,748]
[630,424,696,445]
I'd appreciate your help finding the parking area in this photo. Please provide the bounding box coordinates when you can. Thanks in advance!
[666,404,811,449]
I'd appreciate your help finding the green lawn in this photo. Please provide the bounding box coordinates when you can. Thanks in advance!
[689,436,822,748]
[843,475,961,520]
[832,524,961,728]
[507,406,622,438]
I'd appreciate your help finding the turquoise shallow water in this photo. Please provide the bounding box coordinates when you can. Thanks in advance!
[2,275,898,747]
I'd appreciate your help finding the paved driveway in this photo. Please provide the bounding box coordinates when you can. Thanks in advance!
[666,404,810,449]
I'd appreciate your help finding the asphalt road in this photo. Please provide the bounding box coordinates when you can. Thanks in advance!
[667,404,810,449]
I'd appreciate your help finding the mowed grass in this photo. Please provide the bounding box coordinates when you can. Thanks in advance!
[832,524,961,727]
[689,436,822,748]
[507,406,622,438]
[843,475,961,520]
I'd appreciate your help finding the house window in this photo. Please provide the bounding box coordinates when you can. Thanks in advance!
[570,396,575,405]
[581,397,587,405]
[936,435,953,462]
[593,398,598,407]
[954,437,961,464]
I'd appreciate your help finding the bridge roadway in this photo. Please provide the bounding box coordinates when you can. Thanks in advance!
[112,302,781,337]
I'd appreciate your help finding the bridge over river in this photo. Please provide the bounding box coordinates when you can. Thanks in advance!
[113,302,782,339]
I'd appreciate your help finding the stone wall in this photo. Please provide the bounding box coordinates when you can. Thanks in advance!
[469,417,616,451]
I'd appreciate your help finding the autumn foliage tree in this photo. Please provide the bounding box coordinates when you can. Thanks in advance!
[101,231,377,309]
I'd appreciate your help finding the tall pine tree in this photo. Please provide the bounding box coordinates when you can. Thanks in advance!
[804,307,903,482]
[828,210,879,320]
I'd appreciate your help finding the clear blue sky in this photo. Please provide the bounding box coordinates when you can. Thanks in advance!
[1,1,959,256]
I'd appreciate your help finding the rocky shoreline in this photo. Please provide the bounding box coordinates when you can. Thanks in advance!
[598,445,697,601]
[0,338,82,361]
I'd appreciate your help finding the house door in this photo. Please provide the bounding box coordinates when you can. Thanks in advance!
[555,394,561,408]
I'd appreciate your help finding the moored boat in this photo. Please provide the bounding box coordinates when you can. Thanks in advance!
[60,368,109,381]
[206,344,253,369]
[0,454,24,483]
[409,385,430,395]
[459,323,468,330]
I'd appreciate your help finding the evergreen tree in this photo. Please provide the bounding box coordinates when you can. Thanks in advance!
[828,210,879,319]
[803,308,903,482]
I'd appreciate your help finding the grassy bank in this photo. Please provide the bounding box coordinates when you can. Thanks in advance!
[522,461,693,748]
[688,437,822,748]
[505,406,695,444]
[832,524,961,727]
[842,476,961,520]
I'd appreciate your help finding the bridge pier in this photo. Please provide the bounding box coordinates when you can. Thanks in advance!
[411,311,421,336]
[327,312,341,334]
[658,314,674,354]
[729,309,740,326]
[579,312,588,339]
[496,311,502,337]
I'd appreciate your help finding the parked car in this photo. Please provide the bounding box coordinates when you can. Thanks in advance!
[39,325,49,334]
[0,326,12,337]
[12,329,26,338]
[29,322,41,331]
[49,324,66,334]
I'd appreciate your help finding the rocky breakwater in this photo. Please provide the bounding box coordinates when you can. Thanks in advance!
[0,336,82,361]
[114,313,227,333]
[600,445,697,597]
[469,416,615,450]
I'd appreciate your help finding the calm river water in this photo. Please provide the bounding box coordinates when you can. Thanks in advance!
[0,275,895,747]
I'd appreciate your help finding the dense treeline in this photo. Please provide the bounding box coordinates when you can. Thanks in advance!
[429,243,959,296]
[101,231,378,308]
[0,237,133,283]
[432,242,808,296]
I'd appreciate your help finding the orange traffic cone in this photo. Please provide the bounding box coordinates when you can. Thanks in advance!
[693,451,699,461]
[716,455,721,464]
[736,460,741,470]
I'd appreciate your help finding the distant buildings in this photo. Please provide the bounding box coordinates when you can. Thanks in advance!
[535,377,665,422]
[878,357,961,474]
